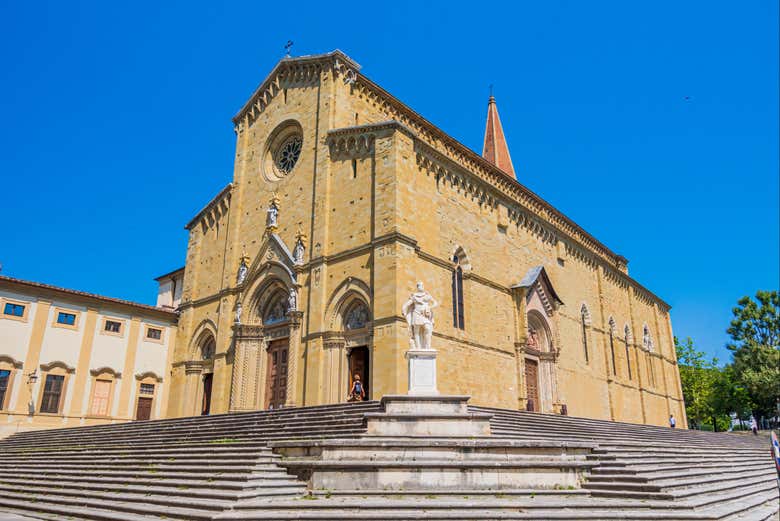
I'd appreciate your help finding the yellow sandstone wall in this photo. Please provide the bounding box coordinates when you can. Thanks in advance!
[169,55,686,428]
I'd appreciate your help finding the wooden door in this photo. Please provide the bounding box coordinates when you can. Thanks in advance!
[525,359,539,412]
[348,346,369,400]
[90,379,111,416]
[135,396,153,421]
[265,339,289,409]
[201,373,213,415]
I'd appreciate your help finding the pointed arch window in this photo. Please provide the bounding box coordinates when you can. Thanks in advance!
[580,305,590,363]
[624,325,632,380]
[201,337,216,360]
[451,255,465,330]
[608,318,617,376]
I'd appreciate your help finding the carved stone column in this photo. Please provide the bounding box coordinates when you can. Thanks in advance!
[183,361,203,417]
[285,311,304,407]
[231,324,264,413]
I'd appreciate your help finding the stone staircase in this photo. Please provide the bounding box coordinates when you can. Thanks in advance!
[0,401,380,520]
[0,401,776,521]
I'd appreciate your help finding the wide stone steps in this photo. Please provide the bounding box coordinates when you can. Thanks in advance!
[0,402,381,520]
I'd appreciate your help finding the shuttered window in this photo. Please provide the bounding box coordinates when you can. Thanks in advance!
[40,374,64,414]
[90,379,111,416]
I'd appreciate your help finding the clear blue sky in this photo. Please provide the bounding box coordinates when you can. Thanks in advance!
[1,1,777,363]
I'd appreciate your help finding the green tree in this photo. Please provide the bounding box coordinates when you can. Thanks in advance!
[726,290,780,418]
[709,365,752,430]
[675,336,718,429]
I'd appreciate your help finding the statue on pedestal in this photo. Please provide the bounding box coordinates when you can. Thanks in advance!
[266,195,280,230]
[402,281,438,350]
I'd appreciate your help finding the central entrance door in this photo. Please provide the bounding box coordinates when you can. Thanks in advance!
[265,339,289,409]
[348,346,369,400]
[525,359,539,412]
[201,373,213,415]
[136,396,153,420]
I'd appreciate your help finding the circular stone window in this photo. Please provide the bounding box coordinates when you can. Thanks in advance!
[263,121,303,182]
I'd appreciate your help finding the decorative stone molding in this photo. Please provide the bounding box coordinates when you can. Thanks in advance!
[135,371,163,382]
[39,361,76,374]
[90,367,122,378]
[183,361,204,375]
[185,184,232,231]
[0,355,23,369]
[234,324,265,340]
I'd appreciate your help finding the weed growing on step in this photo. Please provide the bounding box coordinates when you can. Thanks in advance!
[208,438,239,444]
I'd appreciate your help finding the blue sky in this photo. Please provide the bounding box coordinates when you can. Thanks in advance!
[1,1,777,363]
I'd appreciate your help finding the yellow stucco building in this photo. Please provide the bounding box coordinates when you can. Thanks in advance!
[167,50,687,427]
[0,276,178,437]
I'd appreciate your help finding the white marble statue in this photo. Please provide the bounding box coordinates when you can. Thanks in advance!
[235,302,243,325]
[236,259,248,284]
[266,200,279,228]
[293,238,305,264]
[288,287,298,311]
[402,281,438,350]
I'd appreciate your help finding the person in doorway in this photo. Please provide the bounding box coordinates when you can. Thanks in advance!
[348,374,365,402]
[750,416,758,435]
[669,414,676,429]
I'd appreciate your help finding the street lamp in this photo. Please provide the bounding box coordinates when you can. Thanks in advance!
[26,370,38,416]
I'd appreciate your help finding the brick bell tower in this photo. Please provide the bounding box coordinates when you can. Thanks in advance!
[482,91,516,178]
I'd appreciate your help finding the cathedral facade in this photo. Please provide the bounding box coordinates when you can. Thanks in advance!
[166,50,687,427]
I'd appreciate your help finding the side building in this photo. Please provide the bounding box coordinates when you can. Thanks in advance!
[0,275,177,437]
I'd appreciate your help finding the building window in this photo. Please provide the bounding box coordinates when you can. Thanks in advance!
[145,326,163,342]
[580,309,589,363]
[3,303,25,317]
[344,301,369,330]
[140,383,155,395]
[40,374,64,414]
[451,256,464,330]
[56,312,76,326]
[607,318,617,375]
[625,326,632,380]
[89,379,112,416]
[201,337,216,360]
[0,370,9,410]
[105,320,122,333]
[275,135,302,174]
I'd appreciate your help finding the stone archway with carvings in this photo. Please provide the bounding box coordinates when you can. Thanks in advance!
[512,266,564,414]
[230,233,303,413]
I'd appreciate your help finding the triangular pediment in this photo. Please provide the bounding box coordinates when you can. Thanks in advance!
[513,266,564,316]
[248,233,297,283]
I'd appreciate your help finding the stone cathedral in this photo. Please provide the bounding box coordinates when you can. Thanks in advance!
[166,50,687,427]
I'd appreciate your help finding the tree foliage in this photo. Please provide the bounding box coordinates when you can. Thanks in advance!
[726,290,780,418]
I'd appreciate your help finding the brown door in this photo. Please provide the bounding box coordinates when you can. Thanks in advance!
[135,397,153,421]
[525,359,539,412]
[201,373,213,415]
[265,339,289,409]
[348,346,369,400]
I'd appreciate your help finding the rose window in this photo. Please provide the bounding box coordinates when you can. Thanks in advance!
[275,135,302,174]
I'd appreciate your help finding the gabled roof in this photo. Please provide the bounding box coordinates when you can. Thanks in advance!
[0,275,178,321]
[513,266,564,306]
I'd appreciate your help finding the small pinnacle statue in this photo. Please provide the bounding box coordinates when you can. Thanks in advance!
[235,302,243,325]
[402,281,438,350]
[236,258,248,285]
[293,230,306,264]
[288,287,298,311]
[266,195,280,229]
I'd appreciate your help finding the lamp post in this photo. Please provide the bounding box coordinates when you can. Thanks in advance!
[26,370,38,416]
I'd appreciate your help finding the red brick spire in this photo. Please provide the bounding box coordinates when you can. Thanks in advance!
[482,94,516,177]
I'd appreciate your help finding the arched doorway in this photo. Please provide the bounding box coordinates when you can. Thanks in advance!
[261,289,290,409]
[525,311,555,413]
[199,334,216,415]
[343,300,370,401]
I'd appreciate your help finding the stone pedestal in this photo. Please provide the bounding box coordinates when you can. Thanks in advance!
[405,349,438,395]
